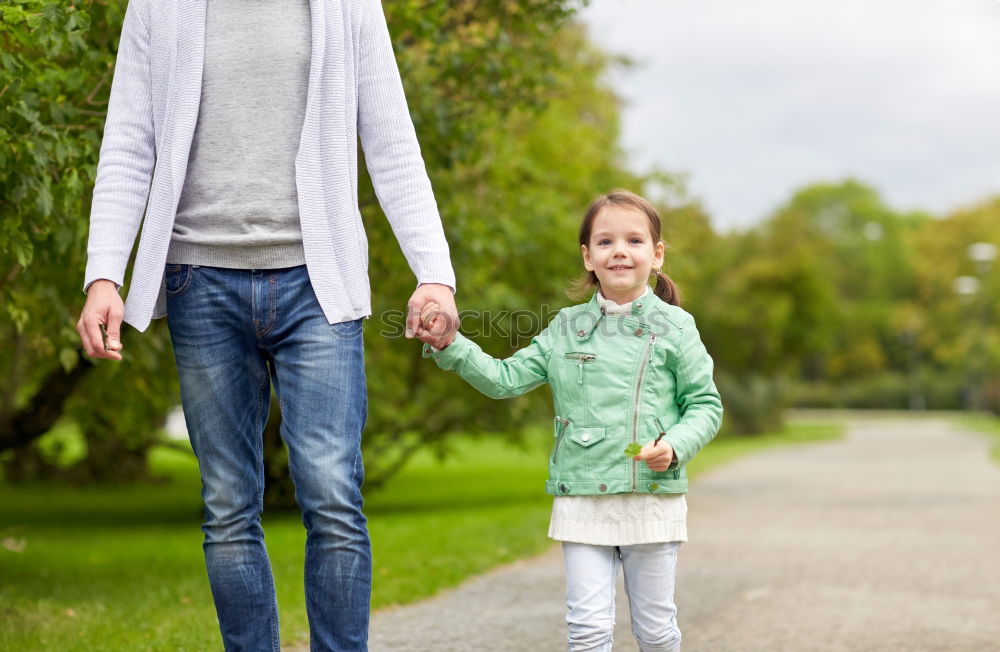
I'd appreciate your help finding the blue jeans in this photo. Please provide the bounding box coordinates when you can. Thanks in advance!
[165,264,371,652]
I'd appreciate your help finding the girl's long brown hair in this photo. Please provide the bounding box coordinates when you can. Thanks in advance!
[568,189,680,306]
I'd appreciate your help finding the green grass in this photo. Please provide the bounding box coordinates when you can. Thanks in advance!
[0,420,841,651]
[958,414,1000,464]
[687,421,843,478]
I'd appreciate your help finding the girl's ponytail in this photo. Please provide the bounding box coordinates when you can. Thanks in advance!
[652,268,681,306]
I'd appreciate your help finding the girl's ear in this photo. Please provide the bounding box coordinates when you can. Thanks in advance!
[581,244,594,271]
[654,240,665,268]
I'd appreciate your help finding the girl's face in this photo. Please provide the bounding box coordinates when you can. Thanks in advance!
[581,205,665,305]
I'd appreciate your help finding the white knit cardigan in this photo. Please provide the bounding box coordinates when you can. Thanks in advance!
[84,0,456,331]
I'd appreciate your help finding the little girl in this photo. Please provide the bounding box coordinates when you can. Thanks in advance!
[418,189,723,652]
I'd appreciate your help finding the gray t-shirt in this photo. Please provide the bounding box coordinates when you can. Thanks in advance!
[167,0,311,269]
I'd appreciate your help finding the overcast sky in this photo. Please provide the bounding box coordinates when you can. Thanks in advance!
[579,0,1000,230]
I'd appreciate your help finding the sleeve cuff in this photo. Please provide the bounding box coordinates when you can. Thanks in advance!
[83,278,122,295]
[661,426,693,469]
[422,332,471,366]
[416,279,457,295]
[84,259,127,295]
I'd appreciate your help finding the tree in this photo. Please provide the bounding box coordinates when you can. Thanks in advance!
[684,181,922,431]
[1,0,180,481]
[910,198,1000,411]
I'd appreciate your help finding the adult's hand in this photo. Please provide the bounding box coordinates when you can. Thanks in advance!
[77,280,125,361]
[405,283,457,349]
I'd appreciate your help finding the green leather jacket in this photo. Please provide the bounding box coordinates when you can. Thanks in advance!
[423,291,723,497]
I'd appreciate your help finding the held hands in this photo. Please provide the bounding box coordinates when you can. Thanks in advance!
[77,280,125,361]
[632,438,675,472]
[406,283,457,350]
[414,299,450,349]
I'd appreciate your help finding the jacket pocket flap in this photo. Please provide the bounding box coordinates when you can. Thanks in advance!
[569,426,607,448]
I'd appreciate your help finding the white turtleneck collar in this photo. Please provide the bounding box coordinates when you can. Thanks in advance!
[596,286,651,316]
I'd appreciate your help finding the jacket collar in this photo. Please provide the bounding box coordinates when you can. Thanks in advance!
[573,287,656,341]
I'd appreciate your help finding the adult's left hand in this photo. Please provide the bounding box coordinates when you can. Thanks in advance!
[405,283,457,349]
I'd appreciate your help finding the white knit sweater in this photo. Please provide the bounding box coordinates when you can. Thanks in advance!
[548,288,688,546]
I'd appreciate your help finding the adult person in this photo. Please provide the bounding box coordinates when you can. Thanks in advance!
[75,0,458,649]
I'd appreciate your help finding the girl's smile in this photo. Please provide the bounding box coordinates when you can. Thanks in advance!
[581,206,665,304]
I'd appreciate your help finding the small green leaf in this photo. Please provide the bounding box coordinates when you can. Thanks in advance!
[623,442,642,458]
[59,346,79,373]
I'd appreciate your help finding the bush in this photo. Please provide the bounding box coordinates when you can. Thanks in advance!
[790,370,967,411]
[714,372,787,436]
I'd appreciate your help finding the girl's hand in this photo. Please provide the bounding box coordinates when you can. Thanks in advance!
[635,439,674,472]
[419,301,440,330]
[406,284,457,349]
[416,301,450,349]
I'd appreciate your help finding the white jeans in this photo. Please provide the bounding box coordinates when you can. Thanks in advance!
[563,541,682,652]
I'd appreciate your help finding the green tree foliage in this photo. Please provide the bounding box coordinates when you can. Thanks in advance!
[1,0,179,481]
[693,179,999,424]
[763,181,926,382]
[910,198,1000,410]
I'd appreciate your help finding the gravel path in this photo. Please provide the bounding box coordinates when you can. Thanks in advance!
[364,416,1000,651]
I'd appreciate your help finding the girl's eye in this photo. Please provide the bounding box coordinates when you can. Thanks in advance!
[629,238,643,245]
[597,239,611,246]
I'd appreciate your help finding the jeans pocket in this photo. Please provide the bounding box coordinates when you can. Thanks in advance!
[164,264,193,296]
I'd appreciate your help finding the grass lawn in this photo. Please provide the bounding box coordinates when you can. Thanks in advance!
[0,419,840,651]
[958,413,1000,464]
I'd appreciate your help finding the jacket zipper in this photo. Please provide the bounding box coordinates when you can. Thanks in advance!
[564,353,596,384]
[631,333,656,491]
[552,417,571,464]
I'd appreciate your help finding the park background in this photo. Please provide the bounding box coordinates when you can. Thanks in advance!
[1,0,998,649]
